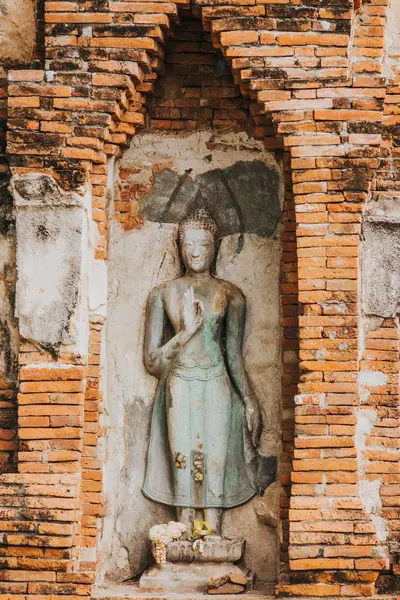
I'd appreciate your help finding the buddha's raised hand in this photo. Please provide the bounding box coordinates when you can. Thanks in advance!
[182,286,204,339]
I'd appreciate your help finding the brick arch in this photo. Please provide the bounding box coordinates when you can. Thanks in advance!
[6,0,357,186]
[2,1,400,599]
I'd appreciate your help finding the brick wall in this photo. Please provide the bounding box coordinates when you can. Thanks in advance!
[147,7,251,132]
[280,151,299,571]
[0,0,399,599]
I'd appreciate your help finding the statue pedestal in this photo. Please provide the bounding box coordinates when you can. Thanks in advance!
[139,539,247,594]
[167,538,244,563]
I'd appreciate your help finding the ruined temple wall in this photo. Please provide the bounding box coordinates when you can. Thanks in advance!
[0,0,399,599]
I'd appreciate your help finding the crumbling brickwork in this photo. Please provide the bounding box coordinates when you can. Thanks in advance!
[0,0,400,599]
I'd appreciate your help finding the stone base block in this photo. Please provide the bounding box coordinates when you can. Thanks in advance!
[139,562,246,593]
[166,538,245,563]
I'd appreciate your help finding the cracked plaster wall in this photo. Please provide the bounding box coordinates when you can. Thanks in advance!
[97,131,283,585]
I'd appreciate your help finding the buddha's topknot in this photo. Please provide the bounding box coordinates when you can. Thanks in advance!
[178,207,220,249]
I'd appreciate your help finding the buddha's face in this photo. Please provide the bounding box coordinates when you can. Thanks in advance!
[181,227,215,274]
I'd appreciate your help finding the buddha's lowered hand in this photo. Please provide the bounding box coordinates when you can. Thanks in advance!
[245,394,262,448]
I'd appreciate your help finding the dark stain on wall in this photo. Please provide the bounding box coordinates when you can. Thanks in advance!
[141,161,282,239]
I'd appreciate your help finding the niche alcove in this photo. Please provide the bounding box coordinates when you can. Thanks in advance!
[97,8,284,590]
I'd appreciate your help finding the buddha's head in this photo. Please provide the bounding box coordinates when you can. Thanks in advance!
[178,208,220,274]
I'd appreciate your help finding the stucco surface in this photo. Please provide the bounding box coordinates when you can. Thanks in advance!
[11,175,89,353]
[98,132,283,585]
[0,0,36,65]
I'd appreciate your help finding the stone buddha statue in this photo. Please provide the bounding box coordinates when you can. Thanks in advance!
[142,208,262,537]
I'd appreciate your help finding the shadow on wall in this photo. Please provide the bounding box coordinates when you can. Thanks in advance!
[141,161,282,240]
[0,183,19,473]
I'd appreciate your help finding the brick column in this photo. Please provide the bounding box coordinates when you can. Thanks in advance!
[0,174,93,596]
[273,103,389,596]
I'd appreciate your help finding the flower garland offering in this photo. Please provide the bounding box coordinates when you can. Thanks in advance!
[149,521,187,566]
[190,520,212,554]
